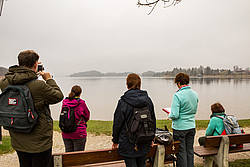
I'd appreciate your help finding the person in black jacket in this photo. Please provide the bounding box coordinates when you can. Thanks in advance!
[112,73,156,167]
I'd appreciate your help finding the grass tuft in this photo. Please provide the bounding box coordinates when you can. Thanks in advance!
[229,159,250,167]
[0,136,14,154]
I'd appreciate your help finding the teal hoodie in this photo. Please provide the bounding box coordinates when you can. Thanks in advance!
[205,113,226,136]
[169,86,199,130]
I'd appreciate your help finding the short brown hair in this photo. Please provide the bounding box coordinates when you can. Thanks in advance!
[18,50,39,68]
[68,85,82,100]
[126,73,141,89]
[211,102,225,113]
[174,73,190,85]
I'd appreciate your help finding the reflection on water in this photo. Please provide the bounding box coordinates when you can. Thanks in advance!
[1,76,248,121]
[190,78,250,85]
[49,77,250,121]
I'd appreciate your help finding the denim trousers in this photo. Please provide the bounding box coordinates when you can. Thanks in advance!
[16,148,52,167]
[63,137,87,152]
[173,128,196,167]
[124,155,147,167]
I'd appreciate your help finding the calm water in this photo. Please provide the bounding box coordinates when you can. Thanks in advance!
[49,77,250,121]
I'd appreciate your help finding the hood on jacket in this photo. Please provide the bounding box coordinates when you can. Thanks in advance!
[4,65,38,85]
[121,89,149,108]
[63,98,81,108]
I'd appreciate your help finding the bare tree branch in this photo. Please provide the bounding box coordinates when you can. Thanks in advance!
[148,1,159,15]
[137,0,160,6]
[0,0,4,16]
[137,0,182,14]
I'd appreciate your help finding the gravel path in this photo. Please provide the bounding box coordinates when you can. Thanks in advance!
[1,128,250,167]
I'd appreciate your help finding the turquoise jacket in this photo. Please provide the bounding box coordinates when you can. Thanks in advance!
[205,113,226,136]
[169,86,199,130]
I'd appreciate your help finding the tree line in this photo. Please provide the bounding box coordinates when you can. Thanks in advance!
[142,65,250,77]
[1,66,249,77]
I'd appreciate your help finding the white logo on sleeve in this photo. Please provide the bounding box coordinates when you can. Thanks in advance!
[8,98,18,105]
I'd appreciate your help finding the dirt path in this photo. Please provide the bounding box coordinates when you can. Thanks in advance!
[1,128,250,167]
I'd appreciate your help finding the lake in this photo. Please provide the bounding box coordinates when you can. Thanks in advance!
[49,77,250,121]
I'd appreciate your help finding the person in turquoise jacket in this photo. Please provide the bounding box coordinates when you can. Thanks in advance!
[169,73,199,167]
[199,103,226,145]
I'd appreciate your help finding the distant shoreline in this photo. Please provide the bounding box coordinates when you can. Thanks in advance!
[163,75,250,79]
[195,75,250,79]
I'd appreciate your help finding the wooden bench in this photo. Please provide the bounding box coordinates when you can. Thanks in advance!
[51,141,180,167]
[194,133,250,167]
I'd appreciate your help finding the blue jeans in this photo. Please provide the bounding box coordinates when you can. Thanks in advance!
[124,155,146,167]
[63,137,87,152]
[173,128,196,167]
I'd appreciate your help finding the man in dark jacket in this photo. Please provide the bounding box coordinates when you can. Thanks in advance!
[0,50,64,167]
[112,73,156,167]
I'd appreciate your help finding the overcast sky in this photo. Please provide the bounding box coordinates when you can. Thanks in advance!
[0,0,249,76]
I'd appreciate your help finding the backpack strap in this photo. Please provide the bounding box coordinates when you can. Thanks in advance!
[77,117,83,126]
[212,115,226,135]
[214,115,225,120]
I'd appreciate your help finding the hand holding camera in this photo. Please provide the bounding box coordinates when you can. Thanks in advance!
[37,64,44,72]
[39,71,52,81]
[37,64,52,81]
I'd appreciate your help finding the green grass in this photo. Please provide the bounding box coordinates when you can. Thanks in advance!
[53,119,250,135]
[229,159,250,167]
[86,120,113,136]
[0,136,14,154]
[53,121,60,132]
[238,119,250,128]
[53,120,113,136]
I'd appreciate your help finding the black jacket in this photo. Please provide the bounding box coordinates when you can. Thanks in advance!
[112,89,156,157]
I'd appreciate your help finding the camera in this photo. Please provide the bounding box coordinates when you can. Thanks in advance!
[37,64,44,72]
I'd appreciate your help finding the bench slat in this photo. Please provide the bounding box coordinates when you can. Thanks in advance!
[204,133,250,147]
[194,143,250,157]
[70,160,125,167]
[61,149,122,166]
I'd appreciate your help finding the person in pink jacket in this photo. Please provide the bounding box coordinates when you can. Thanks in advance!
[61,85,90,152]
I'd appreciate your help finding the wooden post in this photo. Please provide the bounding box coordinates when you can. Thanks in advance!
[153,145,165,167]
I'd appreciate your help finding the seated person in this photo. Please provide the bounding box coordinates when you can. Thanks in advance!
[199,102,226,146]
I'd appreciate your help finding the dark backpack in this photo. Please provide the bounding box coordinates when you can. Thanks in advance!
[215,115,242,134]
[59,103,83,133]
[126,106,156,145]
[155,125,173,145]
[0,82,38,133]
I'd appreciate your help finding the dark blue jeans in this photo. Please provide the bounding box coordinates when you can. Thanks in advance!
[63,137,87,152]
[173,128,196,167]
[124,155,147,167]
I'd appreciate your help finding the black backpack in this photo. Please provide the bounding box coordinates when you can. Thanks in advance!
[125,106,156,146]
[59,103,83,133]
[0,82,38,133]
[155,126,173,145]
